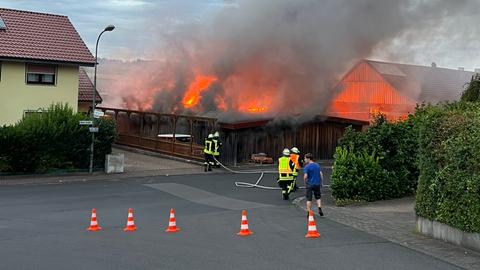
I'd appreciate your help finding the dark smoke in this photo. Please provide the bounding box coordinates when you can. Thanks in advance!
[101,0,480,123]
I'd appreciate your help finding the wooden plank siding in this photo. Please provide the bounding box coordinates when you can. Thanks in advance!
[219,120,364,165]
[98,107,364,165]
[328,61,416,122]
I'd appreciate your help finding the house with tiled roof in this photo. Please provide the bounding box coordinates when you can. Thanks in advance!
[78,68,102,112]
[0,7,102,125]
[327,59,476,122]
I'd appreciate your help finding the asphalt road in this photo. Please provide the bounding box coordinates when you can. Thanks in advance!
[0,171,461,270]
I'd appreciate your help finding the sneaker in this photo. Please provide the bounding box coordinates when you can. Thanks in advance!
[318,208,324,216]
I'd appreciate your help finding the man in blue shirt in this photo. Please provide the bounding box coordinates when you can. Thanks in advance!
[303,153,324,216]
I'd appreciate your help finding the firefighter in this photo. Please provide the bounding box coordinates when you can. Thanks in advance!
[212,131,222,168]
[204,134,214,172]
[290,147,303,191]
[277,148,295,200]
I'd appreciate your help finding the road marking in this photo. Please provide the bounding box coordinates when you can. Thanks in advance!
[145,183,272,210]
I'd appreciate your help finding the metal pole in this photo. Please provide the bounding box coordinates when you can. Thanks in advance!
[89,30,106,173]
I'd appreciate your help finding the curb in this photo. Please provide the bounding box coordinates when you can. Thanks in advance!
[0,167,226,186]
[291,196,480,270]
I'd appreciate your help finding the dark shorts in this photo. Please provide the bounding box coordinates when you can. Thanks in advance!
[306,185,321,201]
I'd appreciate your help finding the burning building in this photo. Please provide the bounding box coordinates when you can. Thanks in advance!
[94,0,480,164]
[327,59,476,122]
[99,59,475,165]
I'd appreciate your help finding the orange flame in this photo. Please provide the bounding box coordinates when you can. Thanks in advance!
[247,106,268,113]
[238,101,270,113]
[182,75,217,108]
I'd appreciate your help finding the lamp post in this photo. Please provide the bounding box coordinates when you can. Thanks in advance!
[89,25,115,173]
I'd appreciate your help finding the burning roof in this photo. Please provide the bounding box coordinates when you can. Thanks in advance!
[97,0,480,123]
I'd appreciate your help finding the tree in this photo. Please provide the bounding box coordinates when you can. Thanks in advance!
[460,74,480,102]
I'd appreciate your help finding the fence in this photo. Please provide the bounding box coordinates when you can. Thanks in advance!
[97,107,217,161]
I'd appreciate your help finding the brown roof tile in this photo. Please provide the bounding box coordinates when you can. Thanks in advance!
[78,68,102,103]
[0,8,95,65]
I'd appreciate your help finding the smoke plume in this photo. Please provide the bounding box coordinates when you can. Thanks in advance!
[99,0,480,122]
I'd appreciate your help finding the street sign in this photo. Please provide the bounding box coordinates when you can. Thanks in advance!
[79,120,93,126]
[89,127,99,133]
[94,110,105,119]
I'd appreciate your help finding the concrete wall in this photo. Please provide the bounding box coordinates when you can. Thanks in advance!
[416,216,480,252]
[0,61,79,126]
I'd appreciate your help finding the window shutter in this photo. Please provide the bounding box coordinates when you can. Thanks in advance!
[27,64,55,74]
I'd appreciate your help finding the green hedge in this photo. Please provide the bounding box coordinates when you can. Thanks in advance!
[331,115,418,202]
[331,146,391,201]
[415,102,480,233]
[0,104,116,173]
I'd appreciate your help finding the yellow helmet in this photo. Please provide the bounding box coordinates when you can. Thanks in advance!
[282,148,290,156]
[291,147,300,154]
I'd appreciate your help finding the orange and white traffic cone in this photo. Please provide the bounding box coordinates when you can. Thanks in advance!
[124,208,137,231]
[87,208,101,231]
[237,210,253,236]
[165,208,180,232]
[305,210,320,238]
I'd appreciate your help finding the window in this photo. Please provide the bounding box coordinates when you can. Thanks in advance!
[26,64,56,85]
[0,16,6,30]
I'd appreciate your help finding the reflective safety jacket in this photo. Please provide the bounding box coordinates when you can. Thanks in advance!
[212,139,222,156]
[278,156,294,181]
[204,138,213,154]
[290,153,302,176]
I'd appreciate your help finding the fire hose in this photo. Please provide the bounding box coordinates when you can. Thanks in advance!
[212,156,306,190]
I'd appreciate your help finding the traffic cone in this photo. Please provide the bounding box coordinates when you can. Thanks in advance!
[305,210,320,238]
[237,210,253,236]
[87,208,101,231]
[124,208,137,231]
[165,208,180,232]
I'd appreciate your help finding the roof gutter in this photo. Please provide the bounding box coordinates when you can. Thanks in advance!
[0,56,95,67]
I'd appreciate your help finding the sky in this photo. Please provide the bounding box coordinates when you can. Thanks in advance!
[0,0,479,71]
[0,0,227,59]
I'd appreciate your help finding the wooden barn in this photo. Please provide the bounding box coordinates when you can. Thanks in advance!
[99,60,476,165]
[327,59,475,122]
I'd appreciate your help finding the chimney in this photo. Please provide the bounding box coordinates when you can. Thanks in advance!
[458,67,465,71]
[431,62,437,68]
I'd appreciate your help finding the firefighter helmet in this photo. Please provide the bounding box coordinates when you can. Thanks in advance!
[291,147,300,154]
[213,131,219,138]
[282,148,290,156]
[208,134,214,139]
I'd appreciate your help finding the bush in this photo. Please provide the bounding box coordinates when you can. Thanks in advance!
[331,146,392,201]
[415,102,480,233]
[0,103,116,173]
[332,114,418,202]
[460,74,480,102]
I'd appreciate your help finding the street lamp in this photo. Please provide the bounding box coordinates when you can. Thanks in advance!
[89,25,115,173]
